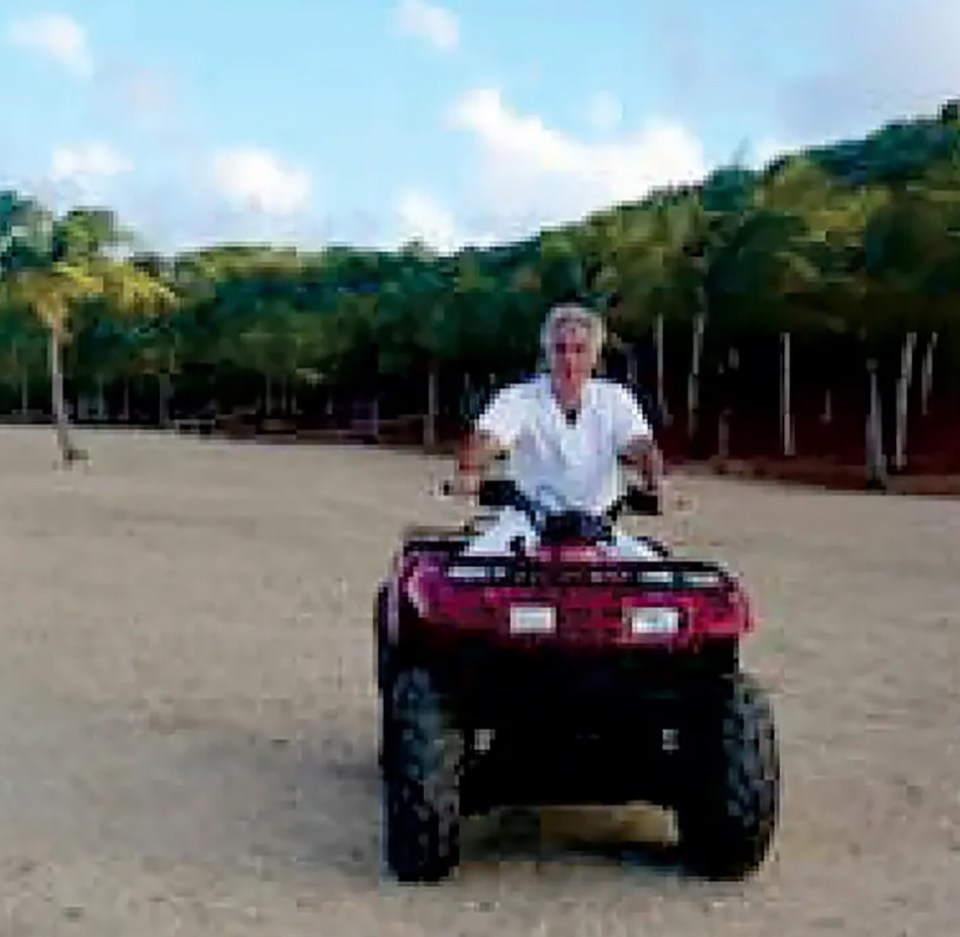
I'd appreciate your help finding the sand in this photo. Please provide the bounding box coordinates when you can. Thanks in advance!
[0,425,957,936]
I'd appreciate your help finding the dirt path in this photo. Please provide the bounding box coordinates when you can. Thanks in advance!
[0,426,957,936]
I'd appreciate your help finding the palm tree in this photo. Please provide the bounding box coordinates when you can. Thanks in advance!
[4,262,101,462]
[1,207,176,465]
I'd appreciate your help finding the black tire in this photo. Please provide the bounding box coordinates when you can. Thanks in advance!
[676,671,780,880]
[374,585,390,769]
[383,667,463,883]
[374,587,388,686]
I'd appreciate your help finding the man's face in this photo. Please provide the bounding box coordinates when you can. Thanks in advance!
[549,321,594,393]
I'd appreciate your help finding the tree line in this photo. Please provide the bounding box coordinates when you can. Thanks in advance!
[2,99,960,475]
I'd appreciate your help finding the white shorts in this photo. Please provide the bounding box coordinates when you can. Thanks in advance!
[461,507,660,560]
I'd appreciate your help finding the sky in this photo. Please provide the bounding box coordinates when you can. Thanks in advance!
[2,0,959,255]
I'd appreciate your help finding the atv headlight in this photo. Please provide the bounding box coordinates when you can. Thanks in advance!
[447,563,510,582]
[625,605,681,635]
[509,604,556,634]
[681,569,724,588]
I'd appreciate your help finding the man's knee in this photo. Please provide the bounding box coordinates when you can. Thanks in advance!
[611,531,661,560]
[464,511,535,556]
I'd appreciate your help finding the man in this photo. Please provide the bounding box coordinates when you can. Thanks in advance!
[452,302,664,556]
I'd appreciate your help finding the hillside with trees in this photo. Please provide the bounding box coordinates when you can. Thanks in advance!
[2,100,960,481]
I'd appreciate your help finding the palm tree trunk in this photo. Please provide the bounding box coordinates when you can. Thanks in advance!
[893,331,917,471]
[687,311,705,441]
[96,374,107,421]
[159,348,174,428]
[654,312,668,424]
[626,342,638,388]
[424,360,438,448]
[865,357,886,489]
[781,332,794,456]
[49,328,85,465]
[158,373,171,427]
[718,407,731,458]
[920,332,938,416]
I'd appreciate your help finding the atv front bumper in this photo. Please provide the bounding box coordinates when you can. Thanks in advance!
[384,629,738,729]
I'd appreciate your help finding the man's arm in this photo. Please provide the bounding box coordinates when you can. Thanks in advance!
[619,433,664,491]
[612,384,664,491]
[450,384,524,495]
[451,429,507,495]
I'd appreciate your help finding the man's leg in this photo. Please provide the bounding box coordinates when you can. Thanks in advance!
[462,508,538,556]
[609,529,663,560]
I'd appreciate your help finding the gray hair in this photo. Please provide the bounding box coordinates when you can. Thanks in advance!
[539,302,606,362]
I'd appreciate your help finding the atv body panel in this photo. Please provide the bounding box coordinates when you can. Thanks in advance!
[376,480,780,883]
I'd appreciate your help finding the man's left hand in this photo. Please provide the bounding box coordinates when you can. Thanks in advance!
[619,436,664,492]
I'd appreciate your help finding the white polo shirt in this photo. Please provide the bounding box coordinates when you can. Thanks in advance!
[476,374,653,513]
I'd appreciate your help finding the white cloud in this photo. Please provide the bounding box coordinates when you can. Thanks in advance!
[777,0,960,142]
[395,0,459,51]
[448,87,706,235]
[394,189,462,251]
[393,187,526,252]
[7,12,93,77]
[119,66,175,115]
[210,148,312,216]
[587,91,623,132]
[747,136,797,169]
[49,141,132,201]
[642,0,960,153]
[51,141,131,182]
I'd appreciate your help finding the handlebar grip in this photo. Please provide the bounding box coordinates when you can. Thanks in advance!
[624,485,662,516]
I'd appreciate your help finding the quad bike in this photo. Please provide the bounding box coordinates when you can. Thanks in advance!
[374,476,780,883]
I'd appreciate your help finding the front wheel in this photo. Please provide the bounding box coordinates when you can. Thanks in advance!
[383,668,463,883]
[676,671,780,880]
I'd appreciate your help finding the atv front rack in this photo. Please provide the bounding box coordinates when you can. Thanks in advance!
[442,557,734,590]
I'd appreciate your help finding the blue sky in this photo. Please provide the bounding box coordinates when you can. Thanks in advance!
[1,0,957,254]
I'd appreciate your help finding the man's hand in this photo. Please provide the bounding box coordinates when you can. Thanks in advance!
[445,472,482,498]
[451,430,507,498]
[619,434,664,492]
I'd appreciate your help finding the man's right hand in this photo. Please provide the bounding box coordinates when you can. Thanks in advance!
[445,472,482,498]
[452,430,506,499]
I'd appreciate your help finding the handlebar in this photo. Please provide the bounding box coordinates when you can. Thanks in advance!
[440,477,661,518]
[611,484,662,519]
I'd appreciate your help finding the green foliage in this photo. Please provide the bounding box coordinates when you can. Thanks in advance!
[2,100,960,428]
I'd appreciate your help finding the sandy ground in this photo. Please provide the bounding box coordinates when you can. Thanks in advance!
[0,424,958,936]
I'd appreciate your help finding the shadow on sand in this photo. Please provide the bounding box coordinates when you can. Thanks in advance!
[197,718,693,887]
[127,702,733,897]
